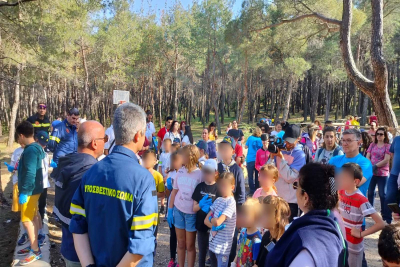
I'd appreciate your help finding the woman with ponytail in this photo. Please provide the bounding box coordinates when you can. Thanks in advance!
[265,163,348,267]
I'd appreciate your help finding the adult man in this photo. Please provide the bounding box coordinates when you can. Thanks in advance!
[48,108,80,163]
[69,103,158,267]
[27,103,51,134]
[272,124,306,222]
[228,120,244,144]
[202,128,217,159]
[145,110,156,146]
[53,121,105,267]
[386,134,400,224]
[157,116,173,152]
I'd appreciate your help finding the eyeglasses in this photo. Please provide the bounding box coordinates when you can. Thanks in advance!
[376,133,384,136]
[341,139,358,144]
[94,136,109,143]
[39,105,47,110]
[293,181,306,193]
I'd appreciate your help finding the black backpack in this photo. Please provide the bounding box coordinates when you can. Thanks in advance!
[300,144,312,164]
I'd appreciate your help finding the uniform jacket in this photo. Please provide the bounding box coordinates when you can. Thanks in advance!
[27,114,51,134]
[48,119,77,163]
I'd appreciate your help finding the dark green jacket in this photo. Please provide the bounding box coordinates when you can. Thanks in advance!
[18,142,45,196]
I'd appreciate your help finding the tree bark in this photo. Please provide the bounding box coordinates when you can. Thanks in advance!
[8,67,20,148]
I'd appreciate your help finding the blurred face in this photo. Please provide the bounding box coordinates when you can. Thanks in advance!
[147,114,153,121]
[181,122,186,130]
[181,150,190,166]
[324,131,336,149]
[172,122,179,132]
[143,154,157,169]
[218,143,234,161]
[239,207,257,228]
[275,124,282,132]
[211,126,215,132]
[370,122,377,129]
[172,155,183,170]
[262,139,269,148]
[258,170,275,189]
[164,140,172,151]
[376,130,385,142]
[202,129,209,141]
[218,179,235,198]
[166,119,173,129]
[284,140,297,151]
[337,170,359,191]
[38,104,47,116]
[67,114,80,126]
[232,121,238,129]
[341,134,361,154]
[202,169,216,184]
[260,204,276,230]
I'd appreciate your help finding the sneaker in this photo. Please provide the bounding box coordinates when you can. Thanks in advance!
[19,249,42,265]
[167,258,176,267]
[17,246,31,256]
[205,258,211,266]
[18,233,29,246]
[38,234,46,247]
[160,205,165,215]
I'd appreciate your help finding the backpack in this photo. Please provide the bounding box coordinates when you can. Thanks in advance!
[315,146,343,161]
[301,144,312,164]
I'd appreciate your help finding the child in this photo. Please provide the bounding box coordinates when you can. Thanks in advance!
[143,150,166,200]
[168,145,202,267]
[337,163,385,267]
[5,144,24,213]
[252,164,278,200]
[171,142,181,153]
[230,130,243,166]
[204,172,237,267]
[14,121,45,265]
[159,139,172,214]
[255,134,270,172]
[196,140,209,166]
[165,151,183,267]
[255,195,290,267]
[192,159,220,267]
[378,223,400,267]
[234,198,262,267]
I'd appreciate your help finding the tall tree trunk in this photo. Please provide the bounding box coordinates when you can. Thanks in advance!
[282,77,293,121]
[8,67,21,148]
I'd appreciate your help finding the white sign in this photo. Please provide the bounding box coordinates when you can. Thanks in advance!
[113,90,130,105]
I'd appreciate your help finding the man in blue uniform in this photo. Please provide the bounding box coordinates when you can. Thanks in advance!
[27,103,51,134]
[69,103,158,267]
[48,108,80,163]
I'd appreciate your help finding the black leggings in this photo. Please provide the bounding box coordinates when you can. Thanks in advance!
[38,188,47,224]
[197,230,209,267]
[170,225,177,260]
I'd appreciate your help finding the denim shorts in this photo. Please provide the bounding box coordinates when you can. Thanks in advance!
[173,206,197,232]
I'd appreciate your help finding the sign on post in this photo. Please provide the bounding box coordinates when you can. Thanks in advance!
[113,90,130,105]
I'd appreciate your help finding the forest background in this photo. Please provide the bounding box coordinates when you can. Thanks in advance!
[1,0,400,147]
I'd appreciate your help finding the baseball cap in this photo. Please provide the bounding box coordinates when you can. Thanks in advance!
[220,136,236,149]
[283,125,301,144]
[202,159,218,172]
[36,131,49,146]
[196,140,208,151]
[229,129,240,139]
[261,133,268,141]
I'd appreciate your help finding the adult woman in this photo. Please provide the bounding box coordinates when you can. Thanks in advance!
[367,121,378,138]
[208,122,218,141]
[360,131,373,157]
[301,123,319,155]
[367,127,391,223]
[265,163,347,267]
[182,125,193,146]
[245,127,263,195]
[226,122,232,134]
[164,120,181,145]
[314,126,344,164]
[345,115,354,130]
[179,121,186,137]
[314,120,323,130]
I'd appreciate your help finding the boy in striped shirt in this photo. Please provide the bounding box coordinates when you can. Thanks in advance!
[338,163,385,267]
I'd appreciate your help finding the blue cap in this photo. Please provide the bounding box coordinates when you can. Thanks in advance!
[196,140,208,151]
[220,136,236,149]
[36,131,49,146]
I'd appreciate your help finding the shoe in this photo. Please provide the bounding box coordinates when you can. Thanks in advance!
[167,258,176,267]
[18,233,29,246]
[17,246,32,256]
[19,248,42,265]
[205,258,211,266]
[38,234,46,247]
[160,205,165,215]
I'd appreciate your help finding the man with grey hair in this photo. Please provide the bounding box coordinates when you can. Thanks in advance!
[329,128,373,267]
[69,103,158,267]
[53,121,106,267]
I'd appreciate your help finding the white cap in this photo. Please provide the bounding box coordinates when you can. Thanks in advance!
[202,159,218,172]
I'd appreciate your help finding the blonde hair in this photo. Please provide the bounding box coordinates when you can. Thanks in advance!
[253,127,262,137]
[259,164,279,193]
[307,123,319,142]
[182,144,200,173]
[263,195,290,240]
[243,198,261,221]
[218,172,235,186]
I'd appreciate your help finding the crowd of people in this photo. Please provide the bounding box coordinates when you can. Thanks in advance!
[5,102,400,267]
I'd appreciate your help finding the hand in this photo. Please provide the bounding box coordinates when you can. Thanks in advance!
[201,203,211,213]
[276,150,284,159]
[372,165,378,174]
[50,159,58,168]
[199,195,212,208]
[166,178,173,191]
[19,194,28,205]
[393,212,400,222]
[351,227,362,238]
[212,224,226,231]
[4,162,15,173]
[167,208,174,228]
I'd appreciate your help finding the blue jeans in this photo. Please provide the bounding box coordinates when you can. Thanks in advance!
[385,174,399,224]
[368,175,390,222]
[209,250,229,267]
[246,161,259,194]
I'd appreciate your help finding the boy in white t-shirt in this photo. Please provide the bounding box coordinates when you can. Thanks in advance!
[159,138,172,214]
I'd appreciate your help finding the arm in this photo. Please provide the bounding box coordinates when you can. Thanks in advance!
[351,212,385,238]
[157,192,165,199]
[72,233,95,266]
[116,253,143,267]
[48,127,61,152]
[19,148,37,195]
[288,250,316,267]
[366,152,371,160]
[275,156,300,184]
[168,189,178,209]
[375,153,391,167]
[235,168,246,205]
[211,214,227,227]
[193,200,200,212]
[204,211,213,228]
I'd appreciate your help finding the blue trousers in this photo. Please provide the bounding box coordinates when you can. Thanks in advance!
[368,175,390,222]
[246,161,259,194]
[385,173,399,224]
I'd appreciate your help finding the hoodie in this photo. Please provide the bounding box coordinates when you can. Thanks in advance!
[18,142,45,196]
[265,210,348,267]
[53,152,97,262]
